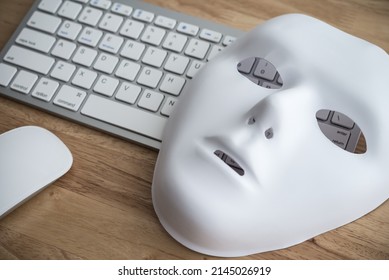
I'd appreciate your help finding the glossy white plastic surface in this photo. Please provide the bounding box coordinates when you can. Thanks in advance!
[0,126,73,218]
[152,14,389,257]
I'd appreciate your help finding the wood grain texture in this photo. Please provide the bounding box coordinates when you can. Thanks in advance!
[0,0,388,260]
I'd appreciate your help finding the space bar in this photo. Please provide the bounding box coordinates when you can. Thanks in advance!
[81,94,166,141]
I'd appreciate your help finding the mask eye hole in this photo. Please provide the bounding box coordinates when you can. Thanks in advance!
[237,57,283,89]
[316,109,367,154]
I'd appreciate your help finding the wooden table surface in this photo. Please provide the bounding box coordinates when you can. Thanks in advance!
[0,0,388,260]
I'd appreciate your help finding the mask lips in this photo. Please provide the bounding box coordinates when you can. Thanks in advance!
[214,149,245,176]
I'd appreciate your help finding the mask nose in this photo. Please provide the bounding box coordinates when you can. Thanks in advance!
[247,116,276,142]
[214,95,281,161]
[246,93,281,139]
[244,85,318,146]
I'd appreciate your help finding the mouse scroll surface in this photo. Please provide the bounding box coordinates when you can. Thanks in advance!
[0,126,73,219]
[152,14,389,257]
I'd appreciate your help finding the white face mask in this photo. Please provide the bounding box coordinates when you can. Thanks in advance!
[152,14,389,257]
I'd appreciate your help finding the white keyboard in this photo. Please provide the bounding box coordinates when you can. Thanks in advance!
[0,0,363,152]
[0,0,242,149]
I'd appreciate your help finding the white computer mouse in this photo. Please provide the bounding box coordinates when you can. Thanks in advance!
[0,126,73,219]
[152,14,389,257]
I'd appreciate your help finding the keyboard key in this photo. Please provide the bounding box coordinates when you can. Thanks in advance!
[78,6,103,26]
[78,27,103,47]
[159,74,185,96]
[72,68,98,89]
[331,112,355,129]
[120,40,145,60]
[142,47,167,68]
[50,61,76,82]
[93,75,119,96]
[237,57,283,89]
[200,28,222,43]
[54,85,86,111]
[161,97,177,117]
[111,2,133,16]
[16,28,55,53]
[115,60,140,81]
[141,26,166,46]
[237,57,255,74]
[184,38,210,60]
[90,0,112,10]
[93,52,119,74]
[164,53,189,75]
[137,66,163,88]
[277,75,283,84]
[38,0,62,14]
[51,39,77,60]
[57,20,82,40]
[224,154,244,175]
[27,11,62,34]
[99,33,124,53]
[186,60,205,78]
[132,9,154,23]
[115,82,141,104]
[177,22,199,36]
[254,59,277,81]
[99,13,124,33]
[207,45,224,61]
[120,19,144,39]
[162,32,187,53]
[316,110,330,121]
[72,46,98,67]
[138,90,164,112]
[261,81,281,89]
[318,122,350,149]
[0,63,17,87]
[222,35,236,46]
[58,1,82,20]
[81,94,167,140]
[11,70,38,94]
[31,78,59,102]
[155,15,176,30]
[4,45,55,75]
